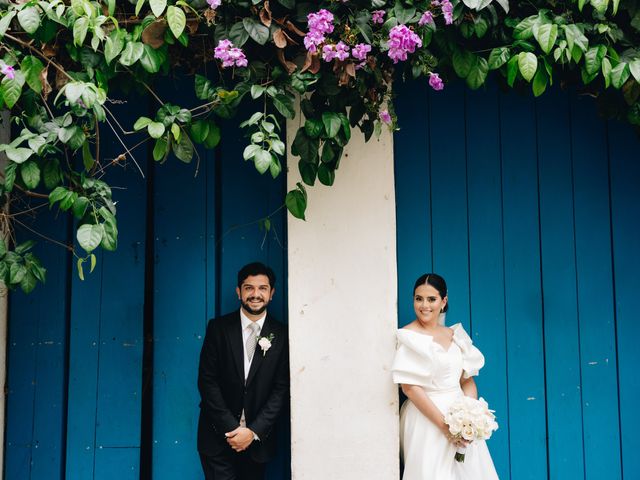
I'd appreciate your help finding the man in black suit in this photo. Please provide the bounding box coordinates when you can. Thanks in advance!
[197,262,289,480]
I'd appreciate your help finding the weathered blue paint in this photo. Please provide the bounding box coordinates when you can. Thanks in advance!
[393,80,640,479]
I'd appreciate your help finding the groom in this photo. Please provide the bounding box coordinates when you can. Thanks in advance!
[197,262,289,480]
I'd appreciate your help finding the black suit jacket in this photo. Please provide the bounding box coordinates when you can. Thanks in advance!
[197,310,289,463]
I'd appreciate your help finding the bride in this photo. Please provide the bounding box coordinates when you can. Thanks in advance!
[392,273,499,480]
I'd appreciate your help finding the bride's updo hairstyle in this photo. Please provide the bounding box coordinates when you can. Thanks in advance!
[413,273,449,313]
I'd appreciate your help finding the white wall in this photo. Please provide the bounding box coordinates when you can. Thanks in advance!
[287,116,400,479]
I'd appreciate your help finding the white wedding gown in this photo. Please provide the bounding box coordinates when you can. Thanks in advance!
[392,324,499,480]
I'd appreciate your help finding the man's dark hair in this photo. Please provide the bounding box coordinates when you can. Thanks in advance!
[237,262,276,289]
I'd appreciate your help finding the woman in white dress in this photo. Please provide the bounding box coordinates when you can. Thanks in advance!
[391,273,499,480]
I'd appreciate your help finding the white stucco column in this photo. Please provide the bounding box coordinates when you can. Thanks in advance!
[287,116,400,479]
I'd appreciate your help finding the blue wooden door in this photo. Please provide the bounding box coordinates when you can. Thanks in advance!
[394,79,640,480]
[5,82,289,479]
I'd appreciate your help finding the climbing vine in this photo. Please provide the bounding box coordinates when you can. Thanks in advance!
[0,0,639,292]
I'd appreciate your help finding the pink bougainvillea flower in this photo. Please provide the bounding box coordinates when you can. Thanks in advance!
[429,72,445,91]
[418,11,435,27]
[214,39,248,68]
[441,0,454,24]
[1,64,15,80]
[372,10,385,24]
[351,43,371,61]
[206,0,221,9]
[387,25,422,64]
[379,110,392,124]
[322,42,350,62]
[305,9,335,53]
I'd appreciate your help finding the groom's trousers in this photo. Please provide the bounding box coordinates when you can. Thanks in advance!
[199,450,266,480]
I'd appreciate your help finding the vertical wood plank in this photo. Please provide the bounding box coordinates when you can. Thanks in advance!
[571,96,621,480]
[536,89,584,479]
[465,82,509,479]
[429,81,471,329]
[608,120,640,480]
[152,144,208,480]
[393,79,431,326]
[6,212,68,480]
[500,90,547,480]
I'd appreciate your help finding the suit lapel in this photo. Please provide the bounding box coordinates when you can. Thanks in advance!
[227,310,244,381]
[246,315,274,386]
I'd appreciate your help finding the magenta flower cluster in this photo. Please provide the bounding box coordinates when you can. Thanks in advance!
[206,0,221,9]
[429,73,444,91]
[433,0,453,25]
[418,11,434,27]
[387,25,422,64]
[214,39,248,68]
[322,42,350,62]
[352,43,371,61]
[1,64,15,80]
[304,9,335,53]
[379,110,392,124]
[372,10,385,24]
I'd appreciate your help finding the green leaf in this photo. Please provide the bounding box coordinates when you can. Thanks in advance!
[466,57,489,90]
[190,120,210,144]
[590,0,608,14]
[243,17,269,45]
[4,163,16,192]
[1,76,23,109]
[77,257,85,281]
[73,16,89,46]
[0,12,16,39]
[173,132,193,162]
[585,45,606,76]
[269,156,281,179]
[229,21,250,47]
[318,163,335,186]
[453,50,476,78]
[82,141,94,171]
[20,271,37,294]
[298,160,317,186]
[134,116,153,130]
[488,47,510,70]
[105,30,125,64]
[20,160,40,189]
[166,5,186,38]
[532,67,548,96]
[90,253,97,273]
[203,122,221,149]
[140,44,163,73]
[393,3,416,24]
[17,6,41,34]
[513,15,538,40]
[534,23,558,55]
[322,112,341,138]
[5,147,33,164]
[321,141,336,165]
[271,140,285,156]
[0,238,5,258]
[150,0,167,17]
[602,57,612,88]
[507,55,519,87]
[194,74,215,100]
[273,94,295,119]
[304,119,324,139]
[285,188,306,220]
[251,85,265,99]
[291,128,318,164]
[628,59,640,83]
[100,213,118,251]
[153,137,168,161]
[563,25,589,54]
[254,149,272,174]
[43,159,62,189]
[48,186,68,206]
[21,56,44,94]
[77,224,104,253]
[518,52,538,82]
[72,196,89,218]
[14,240,34,255]
[60,191,78,211]
[119,42,144,66]
[611,62,630,89]
[243,144,261,160]
[9,263,27,285]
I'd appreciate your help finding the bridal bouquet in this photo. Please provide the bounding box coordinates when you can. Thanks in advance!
[444,396,498,462]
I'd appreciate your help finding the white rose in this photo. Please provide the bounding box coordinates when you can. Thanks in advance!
[258,337,272,355]
[461,424,475,441]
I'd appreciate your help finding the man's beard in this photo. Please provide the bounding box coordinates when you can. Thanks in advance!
[241,297,270,316]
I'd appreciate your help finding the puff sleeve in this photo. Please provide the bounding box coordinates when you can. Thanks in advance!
[451,324,485,378]
[391,330,436,388]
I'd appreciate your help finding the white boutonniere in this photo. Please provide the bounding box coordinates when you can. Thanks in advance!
[257,333,275,356]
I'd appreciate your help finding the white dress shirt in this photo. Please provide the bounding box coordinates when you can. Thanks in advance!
[239,310,265,437]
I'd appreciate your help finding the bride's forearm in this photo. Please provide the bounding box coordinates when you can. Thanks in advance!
[401,384,447,432]
[460,376,478,399]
